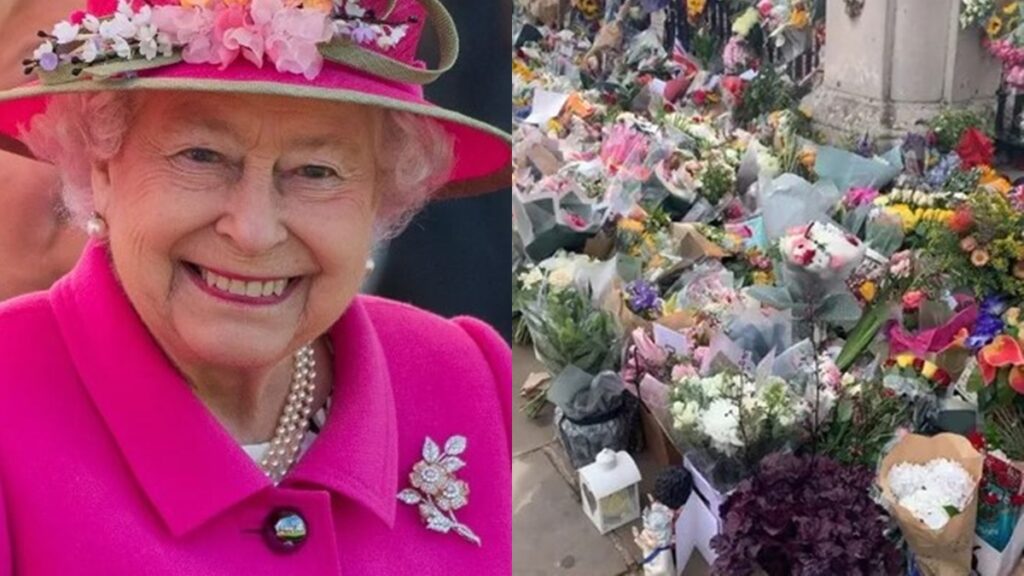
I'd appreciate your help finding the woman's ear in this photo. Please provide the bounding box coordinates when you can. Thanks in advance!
[90,159,113,214]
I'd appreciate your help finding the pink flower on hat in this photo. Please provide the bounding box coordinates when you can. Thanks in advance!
[214,4,264,67]
[256,0,333,79]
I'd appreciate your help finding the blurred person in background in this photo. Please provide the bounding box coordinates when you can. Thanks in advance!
[0,0,86,300]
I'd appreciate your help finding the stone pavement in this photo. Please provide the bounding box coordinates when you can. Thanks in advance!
[512,345,710,576]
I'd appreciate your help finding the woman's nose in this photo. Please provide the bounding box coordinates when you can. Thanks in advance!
[213,168,288,255]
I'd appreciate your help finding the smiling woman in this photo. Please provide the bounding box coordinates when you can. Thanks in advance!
[0,1,510,575]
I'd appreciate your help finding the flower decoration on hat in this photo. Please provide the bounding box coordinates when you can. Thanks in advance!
[397,435,481,546]
[25,0,417,81]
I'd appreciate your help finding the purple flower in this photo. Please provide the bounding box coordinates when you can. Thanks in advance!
[967,313,1006,352]
[981,295,1008,318]
[39,52,60,72]
[626,280,661,315]
[348,21,378,45]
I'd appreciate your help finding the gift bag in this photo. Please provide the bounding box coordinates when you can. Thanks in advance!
[878,433,984,576]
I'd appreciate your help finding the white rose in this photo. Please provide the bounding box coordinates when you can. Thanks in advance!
[548,267,574,291]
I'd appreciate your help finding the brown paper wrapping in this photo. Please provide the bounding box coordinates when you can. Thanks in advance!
[670,223,729,267]
[878,433,984,576]
[601,283,651,337]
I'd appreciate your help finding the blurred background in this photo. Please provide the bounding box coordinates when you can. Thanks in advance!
[367,0,514,341]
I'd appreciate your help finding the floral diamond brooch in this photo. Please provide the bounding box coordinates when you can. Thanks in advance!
[397,435,481,546]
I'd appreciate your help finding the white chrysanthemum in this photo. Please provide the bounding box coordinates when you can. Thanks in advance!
[519,268,544,290]
[671,401,699,428]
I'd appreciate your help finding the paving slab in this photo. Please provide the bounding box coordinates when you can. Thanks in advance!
[513,450,630,576]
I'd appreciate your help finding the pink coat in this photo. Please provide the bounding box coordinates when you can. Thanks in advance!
[0,242,511,575]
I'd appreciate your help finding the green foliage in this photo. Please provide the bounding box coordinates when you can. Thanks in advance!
[930,108,992,152]
[520,286,621,375]
[819,380,913,468]
[733,66,796,126]
[700,161,737,205]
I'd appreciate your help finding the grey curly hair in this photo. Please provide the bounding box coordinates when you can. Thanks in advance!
[21,91,456,239]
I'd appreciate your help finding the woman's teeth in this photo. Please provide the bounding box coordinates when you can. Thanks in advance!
[199,267,288,297]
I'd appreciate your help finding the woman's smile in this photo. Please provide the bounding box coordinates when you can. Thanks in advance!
[181,261,303,307]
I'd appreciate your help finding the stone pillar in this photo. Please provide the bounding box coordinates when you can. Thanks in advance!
[805,0,1001,143]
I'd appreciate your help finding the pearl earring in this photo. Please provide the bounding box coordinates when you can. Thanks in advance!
[365,258,375,272]
[85,212,108,238]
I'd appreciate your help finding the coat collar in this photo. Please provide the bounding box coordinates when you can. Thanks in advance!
[49,242,398,537]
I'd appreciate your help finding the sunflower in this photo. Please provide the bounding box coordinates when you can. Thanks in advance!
[573,0,602,20]
[987,15,1005,38]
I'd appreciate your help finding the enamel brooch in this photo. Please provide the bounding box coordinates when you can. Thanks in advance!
[397,435,481,546]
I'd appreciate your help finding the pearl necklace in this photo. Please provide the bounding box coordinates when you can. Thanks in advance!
[259,344,317,484]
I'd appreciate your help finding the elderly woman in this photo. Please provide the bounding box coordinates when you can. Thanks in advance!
[0,1,511,575]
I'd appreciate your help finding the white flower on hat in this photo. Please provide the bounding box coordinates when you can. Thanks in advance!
[32,41,54,62]
[344,0,367,18]
[52,22,81,45]
[83,15,101,33]
[80,38,101,64]
[137,25,159,60]
[100,12,137,42]
[377,25,408,49]
[111,36,132,60]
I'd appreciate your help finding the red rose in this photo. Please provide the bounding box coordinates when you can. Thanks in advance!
[1012,494,1024,507]
[956,128,995,169]
[968,430,987,450]
[984,491,1001,506]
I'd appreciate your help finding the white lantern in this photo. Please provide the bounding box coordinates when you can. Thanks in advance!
[578,448,641,534]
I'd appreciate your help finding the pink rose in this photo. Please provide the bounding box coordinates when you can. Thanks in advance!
[757,0,774,18]
[69,10,87,24]
[902,290,925,310]
[671,363,697,381]
[632,328,668,367]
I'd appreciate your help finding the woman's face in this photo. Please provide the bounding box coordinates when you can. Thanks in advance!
[91,91,379,371]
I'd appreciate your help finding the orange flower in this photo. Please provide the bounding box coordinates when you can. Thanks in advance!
[979,335,1024,393]
[949,208,974,234]
[972,248,991,267]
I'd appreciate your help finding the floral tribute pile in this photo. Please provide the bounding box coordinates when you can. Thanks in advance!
[513,0,1024,573]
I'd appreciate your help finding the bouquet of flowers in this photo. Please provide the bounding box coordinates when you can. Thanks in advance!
[517,252,622,377]
[968,432,1024,553]
[819,377,914,468]
[669,370,804,488]
[921,188,1024,299]
[878,433,985,576]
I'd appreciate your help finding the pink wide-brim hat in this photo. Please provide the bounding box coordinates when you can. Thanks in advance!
[0,0,511,199]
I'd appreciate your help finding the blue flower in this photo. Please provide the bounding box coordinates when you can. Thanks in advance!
[966,313,1005,352]
[981,295,1008,318]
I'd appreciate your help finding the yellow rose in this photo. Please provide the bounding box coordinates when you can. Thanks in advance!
[618,218,645,234]
[1005,307,1020,327]
[895,354,915,369]
[921,361,938,380]
[858,281,877,302]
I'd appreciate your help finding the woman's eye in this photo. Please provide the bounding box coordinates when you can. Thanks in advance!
[179,148,222,164]
[296,165,339,179]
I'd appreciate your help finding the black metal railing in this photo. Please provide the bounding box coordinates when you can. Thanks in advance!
[664,0,823,86]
